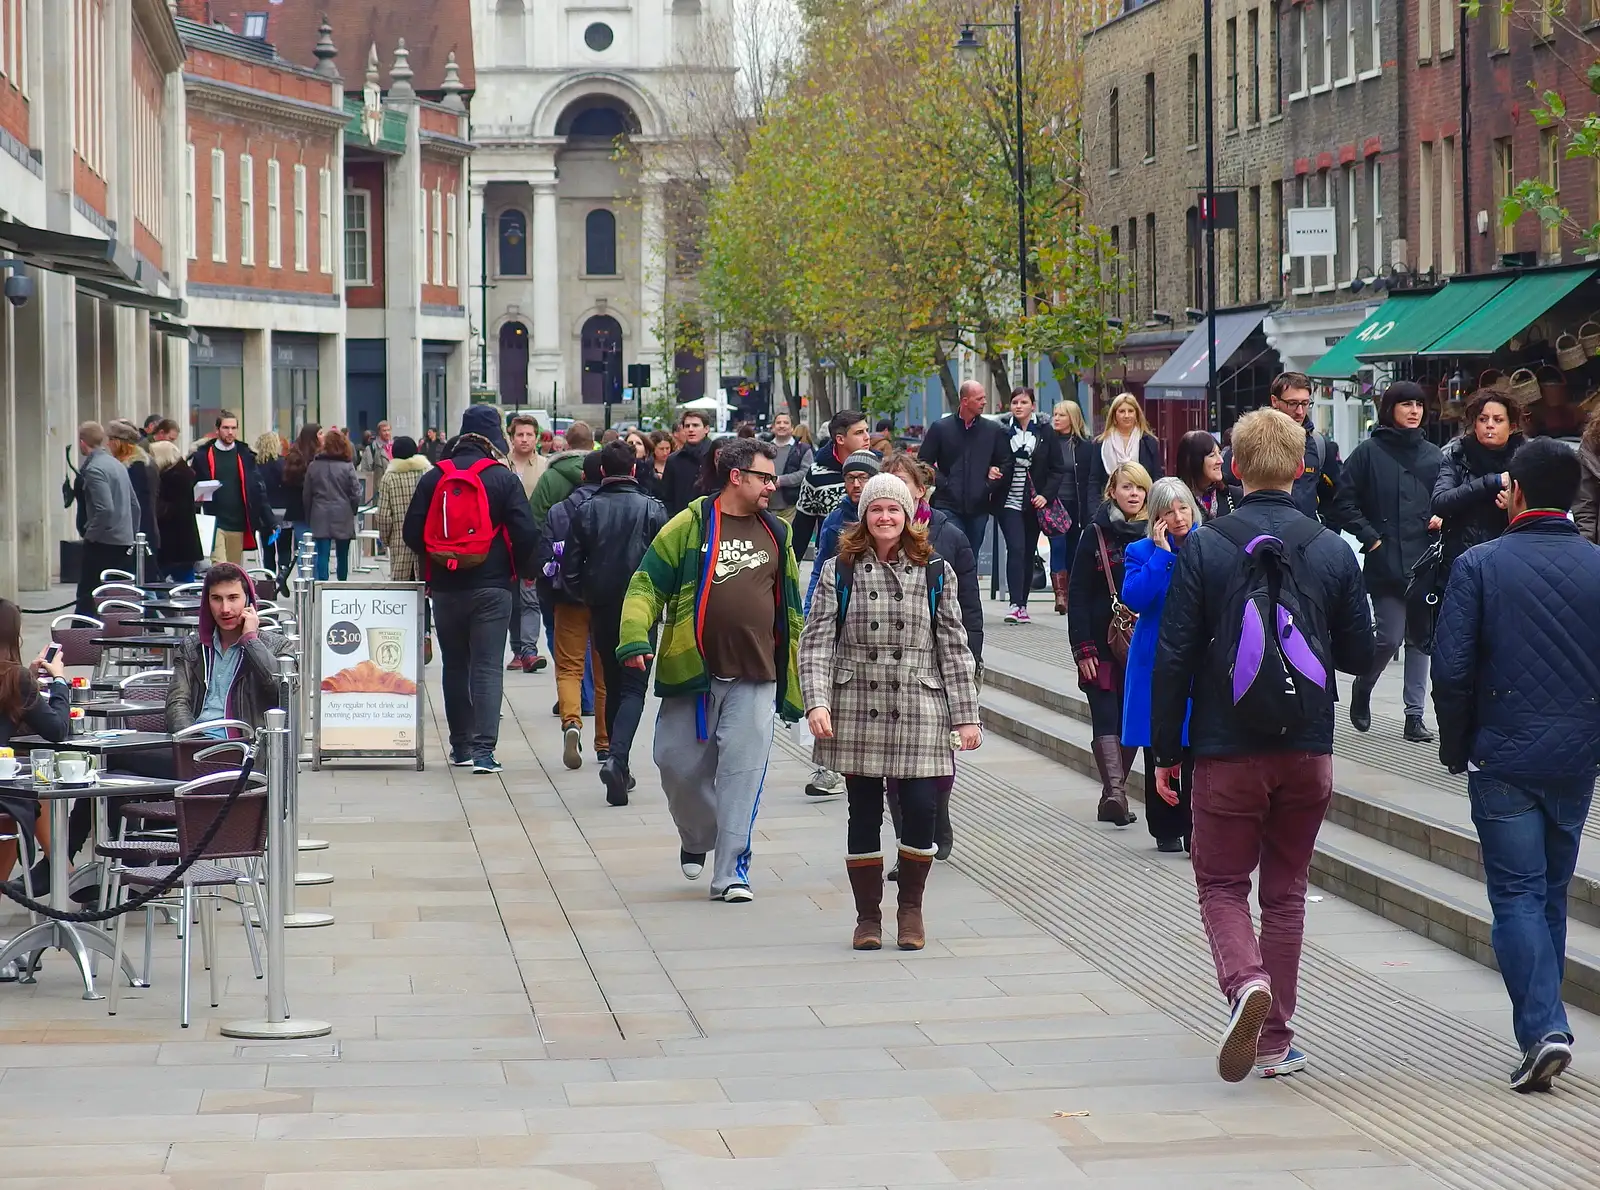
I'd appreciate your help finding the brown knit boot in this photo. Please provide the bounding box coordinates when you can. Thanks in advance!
[1092,736,1137,827]
[846,855,884,951]
[1052,571,1069,615]
[895,847,935,951]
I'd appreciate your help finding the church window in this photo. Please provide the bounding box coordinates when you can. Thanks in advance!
[586,209,617,276]
[498,208,527,276]
[584,22,613,52]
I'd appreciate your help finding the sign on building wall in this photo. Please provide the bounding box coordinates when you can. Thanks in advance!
[311,582,426,769]
[1287,207,1338,258]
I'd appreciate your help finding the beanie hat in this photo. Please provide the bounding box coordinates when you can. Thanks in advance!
[392,435,418,460]
[842,449,881,479]
[857,472,916,521]
[458,404,509,454]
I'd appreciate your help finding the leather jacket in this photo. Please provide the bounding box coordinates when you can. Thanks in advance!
[563,476,669,608]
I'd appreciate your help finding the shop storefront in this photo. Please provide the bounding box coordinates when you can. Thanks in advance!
[271,333,320,438]
[423,342,452,436]
[1140,306,1279,467]
[189,330,245,441]
[1265,301,1378,450]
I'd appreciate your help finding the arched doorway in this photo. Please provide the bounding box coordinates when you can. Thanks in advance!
[498,320,529,405]
[580,315,623,405]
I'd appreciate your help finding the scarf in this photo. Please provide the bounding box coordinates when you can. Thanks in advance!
[1460,432,1520,479]
[1101,429,1139,479]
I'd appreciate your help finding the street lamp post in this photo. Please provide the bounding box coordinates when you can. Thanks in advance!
[956,2,1029,388]
[1203,0,1219,432]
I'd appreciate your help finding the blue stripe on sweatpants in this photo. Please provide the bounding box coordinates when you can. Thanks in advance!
[654,677,777,895]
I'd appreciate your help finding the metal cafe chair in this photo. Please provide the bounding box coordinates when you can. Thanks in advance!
[50,613,106,669]
[107,768,269,1027]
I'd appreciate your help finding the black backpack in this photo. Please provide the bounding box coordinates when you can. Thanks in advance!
[834,553,945,642]
[1210,516,1333,737]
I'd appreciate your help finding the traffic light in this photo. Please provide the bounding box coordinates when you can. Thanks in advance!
[627,363,651,388]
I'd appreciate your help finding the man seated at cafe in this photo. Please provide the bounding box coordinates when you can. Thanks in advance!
[167,563,295,737]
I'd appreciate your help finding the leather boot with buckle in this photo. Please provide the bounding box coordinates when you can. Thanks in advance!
[895,847,934,950]
[846,856,884,950]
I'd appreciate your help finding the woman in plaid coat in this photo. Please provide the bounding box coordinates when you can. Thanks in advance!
[800,473,981,953]
[374,437,431,581]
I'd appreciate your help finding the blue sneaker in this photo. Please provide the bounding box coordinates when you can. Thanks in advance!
[1255,1046,1308,1078]
[473,755,503,774]
[1217,980,1272,1083]
[448,751,473,767]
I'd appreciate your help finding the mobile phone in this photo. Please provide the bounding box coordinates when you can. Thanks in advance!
[43,643,61,664]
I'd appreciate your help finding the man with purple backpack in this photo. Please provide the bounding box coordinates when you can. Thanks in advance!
[1151,408,1374,1083]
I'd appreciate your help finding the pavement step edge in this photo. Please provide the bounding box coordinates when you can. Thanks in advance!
[983,662,1600,932]
[979,687,1600,1019]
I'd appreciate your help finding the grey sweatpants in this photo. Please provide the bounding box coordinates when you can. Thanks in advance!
[654,678,776,895]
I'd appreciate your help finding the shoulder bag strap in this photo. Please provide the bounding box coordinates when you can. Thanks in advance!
[833,558,854,642]
[1094,526,1119,601]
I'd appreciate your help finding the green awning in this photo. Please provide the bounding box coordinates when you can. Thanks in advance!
[1419,265,1599,355]
[1355,276,1514,360]
[1307,292,1435,379]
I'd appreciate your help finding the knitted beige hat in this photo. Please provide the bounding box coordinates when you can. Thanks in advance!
[857,472,916,520]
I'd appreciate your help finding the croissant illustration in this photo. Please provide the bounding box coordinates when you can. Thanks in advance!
[321,660,418,695]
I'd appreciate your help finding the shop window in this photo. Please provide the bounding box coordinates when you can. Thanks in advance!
[498,208,527,275]
[344,190,372,284]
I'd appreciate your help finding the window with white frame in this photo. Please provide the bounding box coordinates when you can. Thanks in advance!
[1341,0,1356,83]
[185,143,196,260]
[1442,136,1457,271]
[293,164,308,270]
[239,154,255,265]
[344,190,371,284]
[446,191,458,287]
[266,159,281,268]
[1347,164,1359,281]
[1293,4,1309,96]
[74,0,106,176]
[1419,142,1435,272]
[1438,0,1454,52]
[1319,0,1333,89]
[1,0,28,94]
[210,148,226,262]
[1371,158,1384,272]
[1295,174,1311,291]
[1418,0,1430,59]
[1317,168,1335,288]
[1368,0,1380,72]
[318,168,332,273]
[419,187,428,278]
[1542,129,1561,256]
[431,187,443,285]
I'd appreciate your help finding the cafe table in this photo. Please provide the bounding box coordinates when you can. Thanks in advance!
[124,617,199,632]
[0,770,184,999]
[92,634,189,653]
[12,730,173,755]
[78,701,166,724]
[140,600,199,615]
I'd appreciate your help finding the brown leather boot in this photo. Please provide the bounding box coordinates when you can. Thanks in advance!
[1092,736,1138,827]
[846,856,884,950]
[1052,570,1069,615]
[895,847,934,950]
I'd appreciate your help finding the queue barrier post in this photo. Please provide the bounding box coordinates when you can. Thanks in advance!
[220,708,331,1039]
[275,655,333,928]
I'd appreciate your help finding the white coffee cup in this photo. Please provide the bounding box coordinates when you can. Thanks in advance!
[58,758,88,783]
[0,757,17,779]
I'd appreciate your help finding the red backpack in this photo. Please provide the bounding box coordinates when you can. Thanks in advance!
[422,458,502,572]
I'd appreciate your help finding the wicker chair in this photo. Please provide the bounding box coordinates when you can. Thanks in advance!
[50,614,105,669]
[107,768,268,1027]
[91,583,145,605]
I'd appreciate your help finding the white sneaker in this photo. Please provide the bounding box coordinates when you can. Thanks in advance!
[718,884,754,903]
[680,850,706,880]
[562,726,582,770]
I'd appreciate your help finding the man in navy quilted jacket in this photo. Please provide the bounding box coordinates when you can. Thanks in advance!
[1432,436,1600,1094]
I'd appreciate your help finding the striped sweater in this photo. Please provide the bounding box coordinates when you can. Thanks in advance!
[618,494,805,723]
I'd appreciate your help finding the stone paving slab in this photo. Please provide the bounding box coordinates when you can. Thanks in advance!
[3,599,1590,1188]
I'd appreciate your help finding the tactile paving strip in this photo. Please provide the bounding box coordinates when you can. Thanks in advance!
[776,731,1600,1189]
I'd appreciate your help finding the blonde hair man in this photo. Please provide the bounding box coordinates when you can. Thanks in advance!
[1149,405,1374,1085]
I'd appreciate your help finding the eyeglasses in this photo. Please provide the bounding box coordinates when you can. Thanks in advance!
[1276,398,1313,412]
[740,469,779,488]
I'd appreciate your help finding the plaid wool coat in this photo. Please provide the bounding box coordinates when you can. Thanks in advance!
[374,455,431,582]
[799,550,980,778]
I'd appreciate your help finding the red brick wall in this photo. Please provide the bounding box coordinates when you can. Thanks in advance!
[418,106,462,138]
[1402,3,1465,274]
[0,0,26,151]
[185,48,338,107]
[419,156,461,306]
[187,104,338,293]
[344,160,386,308]
[75,157,108,218]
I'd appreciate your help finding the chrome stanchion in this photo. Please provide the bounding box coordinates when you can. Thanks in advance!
[280,654,328,855]
[133,532,150,585]
[296,534,315,763]
[275,656,332,928]
[221,709,331,1040]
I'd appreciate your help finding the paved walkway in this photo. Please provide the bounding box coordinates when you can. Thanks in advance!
[0,611,1596,1188]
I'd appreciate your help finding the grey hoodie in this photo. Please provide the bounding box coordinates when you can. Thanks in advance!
[78,448,138,546]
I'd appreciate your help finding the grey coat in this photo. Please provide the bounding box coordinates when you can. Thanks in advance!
[78,448,137,545]
[799,551,980,778]
[303,456,363,540]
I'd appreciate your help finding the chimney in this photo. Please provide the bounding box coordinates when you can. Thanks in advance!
[171,0,209,21]
[313,16,340,80]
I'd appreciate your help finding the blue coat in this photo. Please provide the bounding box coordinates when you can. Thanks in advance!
[1119,535,1188,748]
[804,497,858,613]
[1431,515,1600,778]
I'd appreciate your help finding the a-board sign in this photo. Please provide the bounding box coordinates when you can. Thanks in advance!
[311,581,425,769]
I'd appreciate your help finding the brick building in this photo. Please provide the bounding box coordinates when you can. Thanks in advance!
[1082,0,1284,454]
[0,0,187,594]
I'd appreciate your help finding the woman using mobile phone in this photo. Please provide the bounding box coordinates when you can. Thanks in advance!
[0,599,69,901]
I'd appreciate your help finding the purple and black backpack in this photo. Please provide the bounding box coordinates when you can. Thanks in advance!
[1209,515,1332,737]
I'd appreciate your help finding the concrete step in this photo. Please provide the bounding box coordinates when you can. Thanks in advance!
[977,681,1600,1017]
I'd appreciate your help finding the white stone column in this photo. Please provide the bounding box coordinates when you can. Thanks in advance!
[384,105,424,438]
[318,333,345,428]
[468,180,487,387]
[242,328,272,439]
[528,178,563,409]
[0,295,17,595]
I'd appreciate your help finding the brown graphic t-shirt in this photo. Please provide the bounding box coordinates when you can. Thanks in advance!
[702,513,779,682]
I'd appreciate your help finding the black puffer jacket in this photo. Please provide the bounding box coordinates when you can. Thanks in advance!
[563,475,669,608]
[926,507,983,662]
[1067,502,1147,669]
[1432,433,1522,569]
[660,439,714,517]
[1150,490,1375,765]
[919,414,1012,516]
[401,435,540,590]
[1331,426,1444,597]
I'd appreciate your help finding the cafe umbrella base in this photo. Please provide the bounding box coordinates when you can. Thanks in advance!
[219,1016,332,1040]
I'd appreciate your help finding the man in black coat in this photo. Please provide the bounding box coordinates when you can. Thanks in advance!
[1152,407,1373,1084]
[790,408,871,557]
[1430,437,1600,1093]
[1222,372,1343,523]
[917,380,1011,554]
[403,405,541,773]
[1330,380,1444,742]
[563,441,669,806]
[660,411,715,517]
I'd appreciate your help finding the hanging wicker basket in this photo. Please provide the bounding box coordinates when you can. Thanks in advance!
[1538,364,1568,406]
[1506,368,1541,407]
[1440,398,1466,422]
[1581,321,1600,357]
[1479,368,1511,395]
[1557,333,1588,371]
[1582,387,1600,416]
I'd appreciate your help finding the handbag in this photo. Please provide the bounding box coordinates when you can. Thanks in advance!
[1028,473,1073,536]
[1094,526,1137,665]
[1403,536,1446,653]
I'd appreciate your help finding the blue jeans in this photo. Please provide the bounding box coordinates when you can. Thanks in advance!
[950,512,989,556]
[1468,770,1595,1050]
[314,538,350,581]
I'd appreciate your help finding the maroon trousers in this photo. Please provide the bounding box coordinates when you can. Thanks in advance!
[1190,752,1333,1059]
